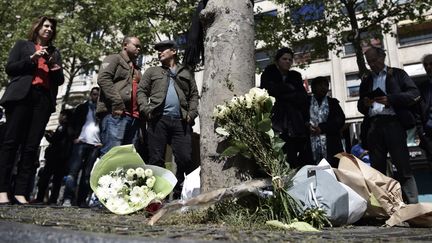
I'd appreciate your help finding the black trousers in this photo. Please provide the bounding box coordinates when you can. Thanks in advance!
[367,115,419,204]
[0,87,51,196]
[281,134,312,169]
[36,156,66,204]
[147,116,195,190]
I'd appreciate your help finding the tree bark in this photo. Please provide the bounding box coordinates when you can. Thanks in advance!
[199,0,255,192]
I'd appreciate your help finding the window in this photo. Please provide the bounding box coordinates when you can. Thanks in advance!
[292,36,328,63]
[346,73,361,98]
[341,0,376,15]
[342,30,383,55]
[393,0,409,4]
[255,50,272,71]
[397,21,432,46]
[291,2,325,25]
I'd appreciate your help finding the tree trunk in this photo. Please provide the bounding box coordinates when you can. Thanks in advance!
[199,0,255,192]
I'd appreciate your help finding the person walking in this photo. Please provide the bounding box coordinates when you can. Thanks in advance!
[260,47,310,168]
[97,37,143,156]
[137,40,199,198]
[0,16,64,205]
[62,87,101,207]
[358,46,420,204]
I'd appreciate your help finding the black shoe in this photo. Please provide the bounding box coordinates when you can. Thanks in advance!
[29,199,45,205]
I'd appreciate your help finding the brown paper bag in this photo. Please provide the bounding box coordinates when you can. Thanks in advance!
[334,153,432,227]
[386,203,432,227]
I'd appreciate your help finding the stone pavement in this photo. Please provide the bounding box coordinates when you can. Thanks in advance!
[1,205,432,242]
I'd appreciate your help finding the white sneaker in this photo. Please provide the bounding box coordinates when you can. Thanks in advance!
[62,199,72,207]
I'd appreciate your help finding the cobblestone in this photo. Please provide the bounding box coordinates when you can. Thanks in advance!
[1,205,432,242]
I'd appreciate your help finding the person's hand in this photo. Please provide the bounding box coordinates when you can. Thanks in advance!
[49,64,61,71]
[186,115,193,124]
[310,125,321,136]
[73,138,80,144]
[44,130,54,139]
[46,55,61,71]
[30,46,48,62]
[374,96,389,106]
[363,97,374,107]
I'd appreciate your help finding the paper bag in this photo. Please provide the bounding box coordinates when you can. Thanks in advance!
[334,153,432,227]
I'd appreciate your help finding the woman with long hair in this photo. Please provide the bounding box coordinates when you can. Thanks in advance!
[0,16,64,204]
[260,47,310,168]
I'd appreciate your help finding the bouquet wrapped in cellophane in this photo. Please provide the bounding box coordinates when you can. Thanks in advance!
[90,145,177,215]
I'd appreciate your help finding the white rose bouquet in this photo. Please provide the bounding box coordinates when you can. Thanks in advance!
[213,87,301,223]
[90,145,177,215]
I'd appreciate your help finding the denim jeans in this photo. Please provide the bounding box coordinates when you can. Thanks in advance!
[63,142,99,205]
[99,114,141,156]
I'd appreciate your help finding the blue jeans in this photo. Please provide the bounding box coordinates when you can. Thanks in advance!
[63,142,99,205]
[99,114,140,156]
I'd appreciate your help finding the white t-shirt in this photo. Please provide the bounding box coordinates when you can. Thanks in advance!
[78,104,101,145]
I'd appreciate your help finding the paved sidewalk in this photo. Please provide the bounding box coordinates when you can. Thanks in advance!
[1,205,432,242]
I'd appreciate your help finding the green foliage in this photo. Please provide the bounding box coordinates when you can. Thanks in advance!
[300,207,332,230]
[206,199,271,227]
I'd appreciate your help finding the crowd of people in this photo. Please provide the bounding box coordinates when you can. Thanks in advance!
[262,46,432,205]
[0,15,430,207]
[0,16,199,206]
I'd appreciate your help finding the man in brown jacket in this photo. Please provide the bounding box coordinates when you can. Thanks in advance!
[137,40,199,198]
[97,36,143,156]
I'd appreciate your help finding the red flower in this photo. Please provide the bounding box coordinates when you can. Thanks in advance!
[146,202,163,214]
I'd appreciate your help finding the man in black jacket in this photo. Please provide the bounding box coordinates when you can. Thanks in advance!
[417,54,432,162]
[63,87,101,207]
[358,46,420,204]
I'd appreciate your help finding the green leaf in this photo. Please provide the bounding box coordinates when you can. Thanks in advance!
[266,129,274,138]
[257,118,272,132]
[221,146,240,157]
[263,98,274,113]
[240,150,253,159]
[272,137,285,151]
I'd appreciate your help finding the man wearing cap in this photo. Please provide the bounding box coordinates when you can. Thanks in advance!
[137,40,199,198]
[97,36,143,156]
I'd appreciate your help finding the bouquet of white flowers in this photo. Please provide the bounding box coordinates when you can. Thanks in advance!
[213,87,301,223]
[213,87,285,175]
[90,145,177,215]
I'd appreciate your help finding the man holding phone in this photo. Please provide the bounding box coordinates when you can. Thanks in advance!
[357,46,420,204]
